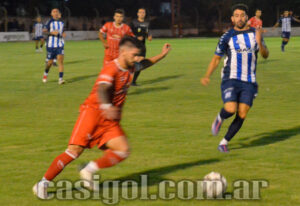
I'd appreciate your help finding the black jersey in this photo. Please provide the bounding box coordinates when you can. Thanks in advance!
[130,19,150,44]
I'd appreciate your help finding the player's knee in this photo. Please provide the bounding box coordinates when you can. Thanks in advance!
[224,106,237,114]
[67,145,84,157]
[238,111,247,119]
[113,150,130,159]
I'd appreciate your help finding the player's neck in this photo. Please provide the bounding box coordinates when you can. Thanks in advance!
[114,22,122,27]
[255,16,261,20]
[116,58,129,70]
[234,25,250,31]
[138,18,145,22]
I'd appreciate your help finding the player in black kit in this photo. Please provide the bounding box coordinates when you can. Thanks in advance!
[130,8,152,86]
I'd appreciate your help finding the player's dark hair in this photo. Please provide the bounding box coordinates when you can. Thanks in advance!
[138,7,146,12]
[119,36,143,50]
[115,9,125,16]
[231,4,248,15]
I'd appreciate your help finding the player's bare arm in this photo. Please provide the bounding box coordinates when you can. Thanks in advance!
[99,32,109,49]
[138,43,171,70]
[293,17,300,23]
[256,28,269,59]
[98,83,121,120]
[272,22,279,29]
[201,55,222,86]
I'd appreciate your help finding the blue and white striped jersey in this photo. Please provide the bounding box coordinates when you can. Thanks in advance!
[34,23,44,37]
[44,18,65,48]
[215,28,260,83]
[278,16,296,32]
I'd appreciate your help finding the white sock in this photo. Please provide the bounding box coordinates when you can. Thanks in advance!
[83,161,99,173]
[44,72,48,76]
[219,138,228,145]
[40,177,50,187]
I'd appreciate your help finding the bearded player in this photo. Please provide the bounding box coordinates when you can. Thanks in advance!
[33,36,171,199]
[99,9,134,65]
[201,4,269,153]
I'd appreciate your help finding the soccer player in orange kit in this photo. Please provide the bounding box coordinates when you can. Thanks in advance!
[33,36,171,199]
[99,9,134,65]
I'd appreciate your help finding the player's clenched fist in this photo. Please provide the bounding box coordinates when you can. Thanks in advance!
[201,76,210,86]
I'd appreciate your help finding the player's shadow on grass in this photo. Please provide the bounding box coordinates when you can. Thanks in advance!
[231,125,300,150]
[128,86,170,95]
[103,158,220,187]
[64,59,92,65]
[67,74,98,83]
[139,74,183,85]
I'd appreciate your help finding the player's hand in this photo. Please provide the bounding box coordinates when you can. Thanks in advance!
[201,77,210,86]
[103,106,121,120]
[255,28,263,45]
[161,43,171,56]
[137,36,144,41]
[148,35,152,41]
[51,30,59,36]
[62,32,66,38]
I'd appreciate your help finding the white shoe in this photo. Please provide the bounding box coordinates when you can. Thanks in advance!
[32,181,48,199]
[42,76,47,83]
[58,79,65,85]
[36,49,39,53]
[79,169,99,191]
[39,48,43,52]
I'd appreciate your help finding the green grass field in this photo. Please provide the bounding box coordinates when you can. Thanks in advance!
[1,37,300,206]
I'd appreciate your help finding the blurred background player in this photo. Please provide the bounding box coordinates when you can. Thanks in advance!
[42,8,66,84]
[248,9,262,28]
[45,12,61,67]
[99,9,134,65]
[200,4,269,153]
[33,16,44,52]
[33,36,171,199]
[130,8,152,86]
[273,10,300,52]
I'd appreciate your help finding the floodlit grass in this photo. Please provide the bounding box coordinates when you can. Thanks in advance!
[0,37,300,205]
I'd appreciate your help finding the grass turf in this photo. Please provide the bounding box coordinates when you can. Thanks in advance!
[0,37,300,205]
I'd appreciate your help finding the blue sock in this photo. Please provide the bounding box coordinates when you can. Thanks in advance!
[219,108,234,120]
[224,115,245,142]
[59,72,64,79]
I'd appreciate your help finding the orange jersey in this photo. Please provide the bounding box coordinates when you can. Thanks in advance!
[248,17,263,28]
[100,22,134,59]
[83,59,135,109]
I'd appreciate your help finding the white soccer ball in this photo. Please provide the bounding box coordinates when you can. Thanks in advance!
[202,171,227,198]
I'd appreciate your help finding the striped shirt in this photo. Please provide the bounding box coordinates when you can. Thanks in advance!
[215,28,261,83]
[44,18,64,48]
[278,16,296,32]
[34,23,44,37]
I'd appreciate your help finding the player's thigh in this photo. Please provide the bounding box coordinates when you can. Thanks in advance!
[57,54,64,63]
[224,102,238,113]
[100,125,129,152]
[106,135,129,152]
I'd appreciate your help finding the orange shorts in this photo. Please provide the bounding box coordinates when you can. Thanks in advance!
[68,106,126,149]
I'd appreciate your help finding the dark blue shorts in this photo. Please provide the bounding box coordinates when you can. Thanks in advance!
[281,32,291,39]
[221,80,258,107]
[46,47,64,60]
[33,36,44,40]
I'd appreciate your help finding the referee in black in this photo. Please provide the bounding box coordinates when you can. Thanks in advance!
[130,8,152,86]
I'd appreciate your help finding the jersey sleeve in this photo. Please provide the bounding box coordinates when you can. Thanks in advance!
[126,25,135,37]
[100,23,109,33]
[97,66,117,85]
[215,32,229,57]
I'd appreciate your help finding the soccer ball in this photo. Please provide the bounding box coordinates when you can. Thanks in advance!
[202,171,227,198]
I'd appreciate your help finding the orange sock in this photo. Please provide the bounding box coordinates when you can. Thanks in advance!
[44,150,77,181]
[95,149,128,169]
